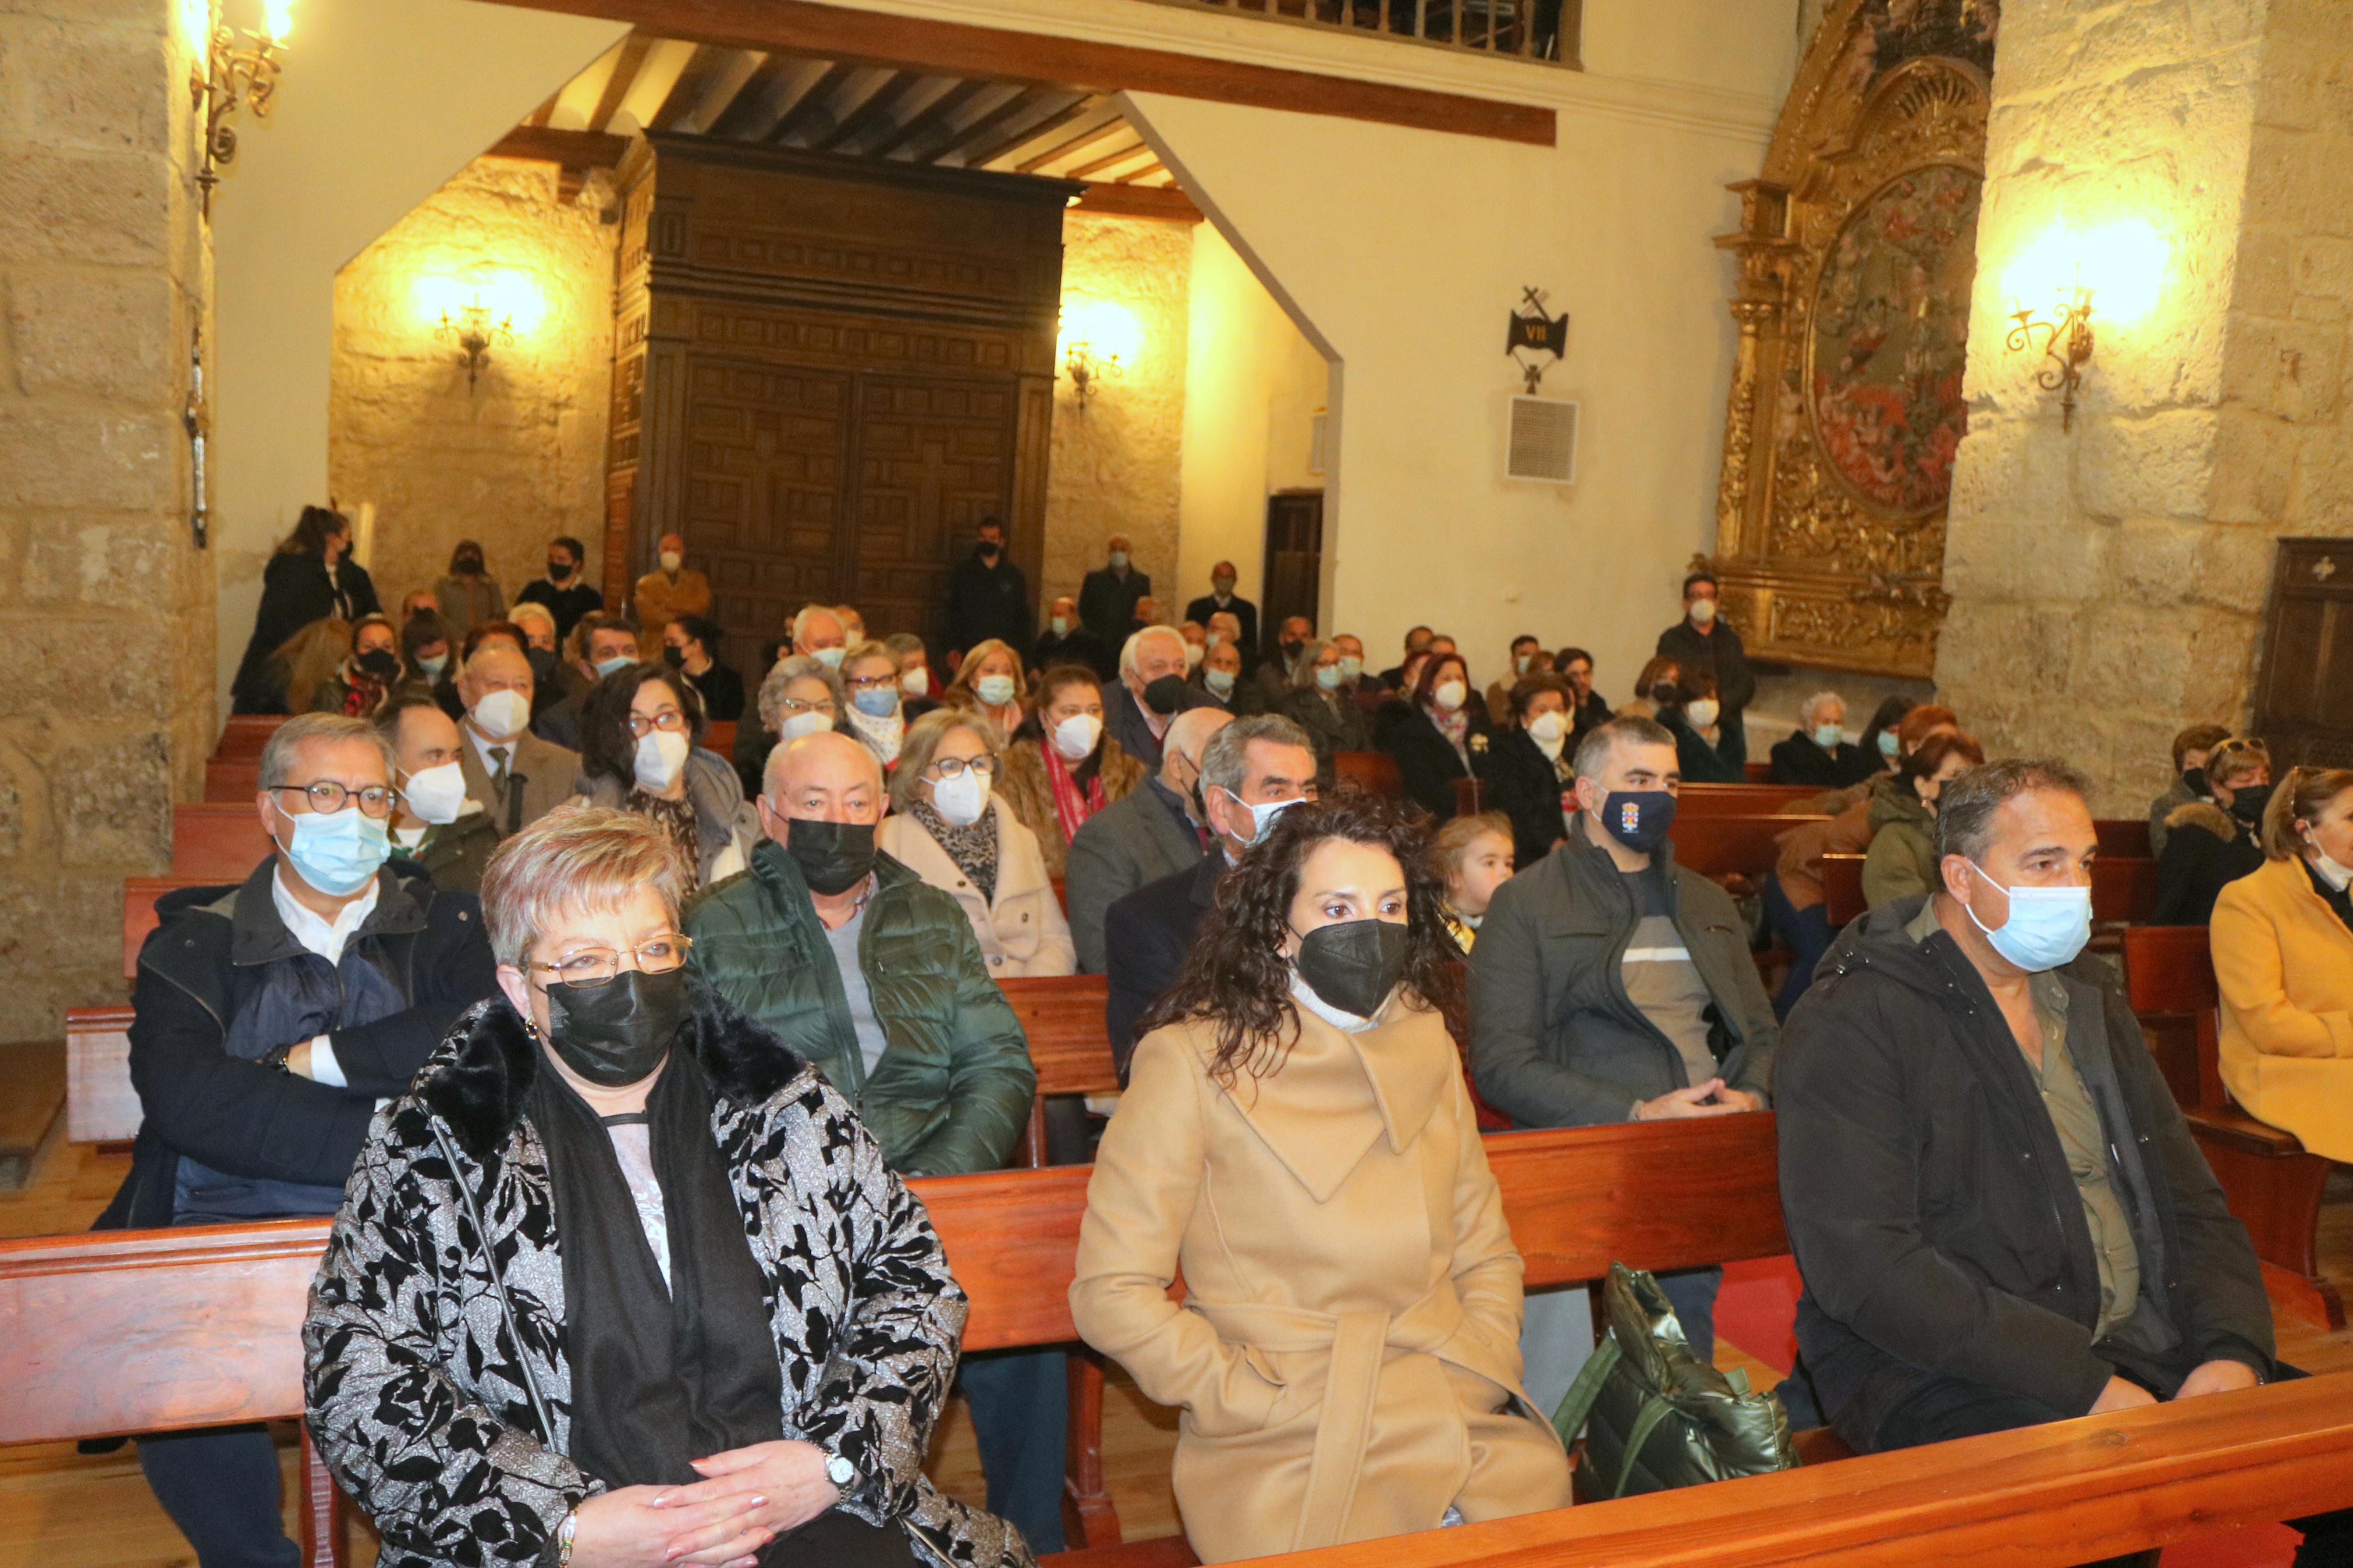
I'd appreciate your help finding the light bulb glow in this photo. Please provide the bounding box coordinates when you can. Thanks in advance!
[1057,298,1142,368]
[2000,217,2169,327]
[414,269,545,336]
[261,0,294,41]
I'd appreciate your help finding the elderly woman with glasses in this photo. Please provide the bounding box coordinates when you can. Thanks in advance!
[731,653,847,799]
[839,640,913,770]
[876,708,1076,977]
[574,662,757,888]
[304,806,1033,1568]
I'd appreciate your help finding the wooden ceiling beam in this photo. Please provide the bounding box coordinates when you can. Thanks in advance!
[1012,115,1130,175]
[585,31,651,133]
[648,42,727,131]
[1071,181,1202,222]
[810,69,937,154]
[487,125,634,168]
[766,59,861,144]
[957,97,1098,170]
[703,52,798,139]
[1064,138,1156,181]
[478,0,1556,146]
[867,77,989,159]
[921,86,1052,165]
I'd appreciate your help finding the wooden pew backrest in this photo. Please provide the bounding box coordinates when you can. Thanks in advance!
[173,803,272,880]
[1332,751,1402,801]
[66,1006,138,1144]
[206,756,261,802]
[1822,852,1865,927]
[2095,817,2152,859]
[1677,784,1820,816]
[1669,814,1826,883]
[213,715,287,761]
[705,720,736,759]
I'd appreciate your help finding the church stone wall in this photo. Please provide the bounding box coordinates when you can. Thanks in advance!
[0,0,210,1041]
[328,155,617,618]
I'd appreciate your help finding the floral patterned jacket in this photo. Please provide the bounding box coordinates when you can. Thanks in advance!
[301,993,1034,1568]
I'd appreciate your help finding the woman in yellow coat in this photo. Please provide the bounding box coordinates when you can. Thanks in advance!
[1069,796,1572,1564]
[2210,765,2353,1160]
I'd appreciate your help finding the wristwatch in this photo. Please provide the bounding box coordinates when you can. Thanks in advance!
[825,1452,858,1491]
[258,1040,297,1075]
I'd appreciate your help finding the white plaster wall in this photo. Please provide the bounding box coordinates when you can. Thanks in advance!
[210,0,626,714]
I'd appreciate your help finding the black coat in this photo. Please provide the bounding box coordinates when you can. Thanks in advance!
[514,577,605,646]
[1779,897,2273,1452]
[231,552,382,713]
[1382,707,1493,822]
[1181,593,1258,656]
[943,550,1032,657]
[1103,680,1214,773]
[1029,625,1107,677]
[1654,619,1755,714]
[2150,803,2267,926]
[1769,730,1873,788]
[686,659,745,723]
[99,857,498,1231]
[1569,691,1612,739]
[1482,727,1570,867]
[1078,566,1150,663]
[1103,849,1223,1075]
[1666,713,1743,783]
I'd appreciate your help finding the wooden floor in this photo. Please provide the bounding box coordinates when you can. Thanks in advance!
[3,1127,2347,1568]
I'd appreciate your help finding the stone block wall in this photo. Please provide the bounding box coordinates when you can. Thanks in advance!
[0,0,209,1040]
[328,155,617,618]
[1041,211,1195,621]
[1931,0,2353,810]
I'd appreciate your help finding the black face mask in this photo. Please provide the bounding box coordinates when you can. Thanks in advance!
[978,542,1001,561]
[662,645,686,669]
[548,560,573,581]
[1143,674,1187,716]
[2228,790,2268,829]
[1597,788,1678,854]
[527,647,561,684]
[542,967,692,1087]
[1294,918,1410,1019]
[356,649,400,680]
[1280,639,1303,657]
[2184,766,2210,798]
[456,554,483,574]
[785,817,876,897]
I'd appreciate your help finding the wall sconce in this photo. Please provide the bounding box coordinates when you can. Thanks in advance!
[1057,299,1141,410]
[417,272,541,393]
[2001,219,2168,433]
[436,297,513,392]
[189,0,295,218]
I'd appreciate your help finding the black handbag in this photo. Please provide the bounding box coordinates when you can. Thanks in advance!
[1550,1262,1797,1498]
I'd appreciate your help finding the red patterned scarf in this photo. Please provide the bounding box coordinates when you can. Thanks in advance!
[1043,745,1107,845]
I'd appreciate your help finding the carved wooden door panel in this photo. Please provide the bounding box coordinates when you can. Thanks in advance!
[846,374,1019,643]
[2253,538,2353,770]
[1262,490,1325,648]
[682,355,853,680]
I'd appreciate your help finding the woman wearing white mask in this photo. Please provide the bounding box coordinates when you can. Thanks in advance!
[1278,638,1371,790]
[1380,651,1493,822]
[731,654,846,799]
[1655,664,1742,785]
[996,665,1145,880]
[945,637,1030,739]
[574,662,757,888]
[375,694,501,894]
[883,631,941,718]
[2211,766,2353,1161]
[840,641,911,770]
[1479,673,1578,866]
[878,710,1076,977]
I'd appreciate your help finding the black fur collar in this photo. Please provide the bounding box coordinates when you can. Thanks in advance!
[422,983,810,1157]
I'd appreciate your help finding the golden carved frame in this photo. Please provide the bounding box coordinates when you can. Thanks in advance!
[1708,1,1990,678]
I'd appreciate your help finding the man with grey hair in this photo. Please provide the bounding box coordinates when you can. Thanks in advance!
[1769,688,1869,788]
[1773,759,2320,1489]
[791,602,849,669]
[1066,705,1230,973]
[101,712,496,1568]
[453,641,579,838]
[684,730,1061,1549]
[1470,715,1777,1364]
[1103,712,1317,1068]
[1104,623,1212,772]
[1078,532,1149,672]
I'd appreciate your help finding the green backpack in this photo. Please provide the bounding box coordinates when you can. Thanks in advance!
[1550,1263,1798,1499]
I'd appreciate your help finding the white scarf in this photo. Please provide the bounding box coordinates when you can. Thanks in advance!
[846,705,904,766]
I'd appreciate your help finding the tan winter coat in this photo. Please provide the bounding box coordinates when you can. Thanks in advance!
[876,805,1077,977]
[996,736,1147,881]
[1070,1000,1572,1563]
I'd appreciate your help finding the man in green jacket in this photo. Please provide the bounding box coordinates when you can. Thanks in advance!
[684,730,1059,1548]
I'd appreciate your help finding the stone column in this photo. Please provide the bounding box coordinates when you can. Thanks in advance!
[1935,0,2353,810]
[0,0,211,1036]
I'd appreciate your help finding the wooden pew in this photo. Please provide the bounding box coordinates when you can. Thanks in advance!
[1000,975,1120,1167]
[1742,760,1772,783]
[1669,813,1826,883]
[1451,775,1484,817]
[1332,751,1401,801]
[2095,817,2152,859]
[213,714,286,760]
[1822,852,1866,927]
[2123,925,2344,1329]
[705,719,736,759]
[205,755,262,802]
[1677,783,1820,817]
[173,803,271,879]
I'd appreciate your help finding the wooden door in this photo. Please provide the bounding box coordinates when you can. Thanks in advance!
[1261,490,1325,650]
[846,374,1020,642]
[2253,537,2353,769]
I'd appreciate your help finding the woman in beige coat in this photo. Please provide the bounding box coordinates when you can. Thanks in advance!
[877,707,1077,977]
[2212,765,2353,1161]
[1070,796,1571,1564]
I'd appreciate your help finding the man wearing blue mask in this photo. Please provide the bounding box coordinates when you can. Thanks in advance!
[1103,714,1316,1071]
[98,712,496,1568]
[1774,759,2336,1533]
[1078,534,1151,677]
[1468,716,1777,1367]
[532,611,642,751]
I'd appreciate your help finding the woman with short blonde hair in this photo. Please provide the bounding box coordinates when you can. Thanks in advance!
[943,637,1029,739]
[306,805,1032,1568]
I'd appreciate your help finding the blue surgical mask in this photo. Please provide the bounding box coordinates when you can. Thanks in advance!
[1961,860,2092,972]
[814,646,847,670]
[1595,789,1676,854]
[1339,655,1364,681]
[852,687,899,718]
[594,655,634,678]
[1878,731,1902,759]
[418,652,449,677]
[275,803,391,897]
[975,674,1016,707]
[1051,615,1070,637]
[1813,723,1844,750]
[1205,667,1236,698]
[1315,664,1344,691]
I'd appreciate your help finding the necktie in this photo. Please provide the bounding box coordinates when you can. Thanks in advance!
[490,746,511,804]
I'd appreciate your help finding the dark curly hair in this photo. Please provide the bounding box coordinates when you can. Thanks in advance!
[1135,794,1464,1086]
[581,662,706,787]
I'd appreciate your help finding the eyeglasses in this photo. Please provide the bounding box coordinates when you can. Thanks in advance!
[929,755,997,780]
[528,934,694,989]
[626,710,689,738]
[779,697,836,716]
[268,781,398,818]
[846,673,899,691]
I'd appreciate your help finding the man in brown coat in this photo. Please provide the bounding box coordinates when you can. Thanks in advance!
[632,531,712,655]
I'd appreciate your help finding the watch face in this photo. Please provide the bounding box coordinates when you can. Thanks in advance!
[826,1455,856,1485]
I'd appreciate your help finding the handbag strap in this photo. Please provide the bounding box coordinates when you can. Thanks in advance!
[1548,1330,1623,1447]
[1613,1393,1681,1499]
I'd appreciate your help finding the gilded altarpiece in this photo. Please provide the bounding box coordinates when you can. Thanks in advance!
[1709,0,1998,678]
[606,137,1070,676]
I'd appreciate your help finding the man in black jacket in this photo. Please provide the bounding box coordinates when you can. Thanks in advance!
[1103,714,1314,1066]
[942,515,1031,660]
[1077,535,1149,675]
[101,712,496,1568]
[1654,567,1754,767]
[1776,759,2331,1493]
[1768,689,1873,787]
[1027,593,1105,677]
[513,533,604,647]
[1180,559,1258,658]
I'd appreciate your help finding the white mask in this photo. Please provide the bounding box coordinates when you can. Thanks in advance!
[931,767,991,827]
[1184,642,1205,670]
[1685,698,1720,730]
[1218,786,1300,847]
[813,646,846,670]
[399,762,466,826]
[1689,598,1719,627]
[469,688,530,741]
[1433,680,1468,713]
[2308,840,2353,892]
[975,674,1017,707]
[659,550,683,574]
[634,729,690,792]
[1339,655,1363,681]
[901,666,930,697]
[1528,710,1568,746]
[1514,654,1534,675]
[1052,712,1103,762]
[778,709,833,743]
[1109,550,1129,570]
[1205,667,1236,698]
